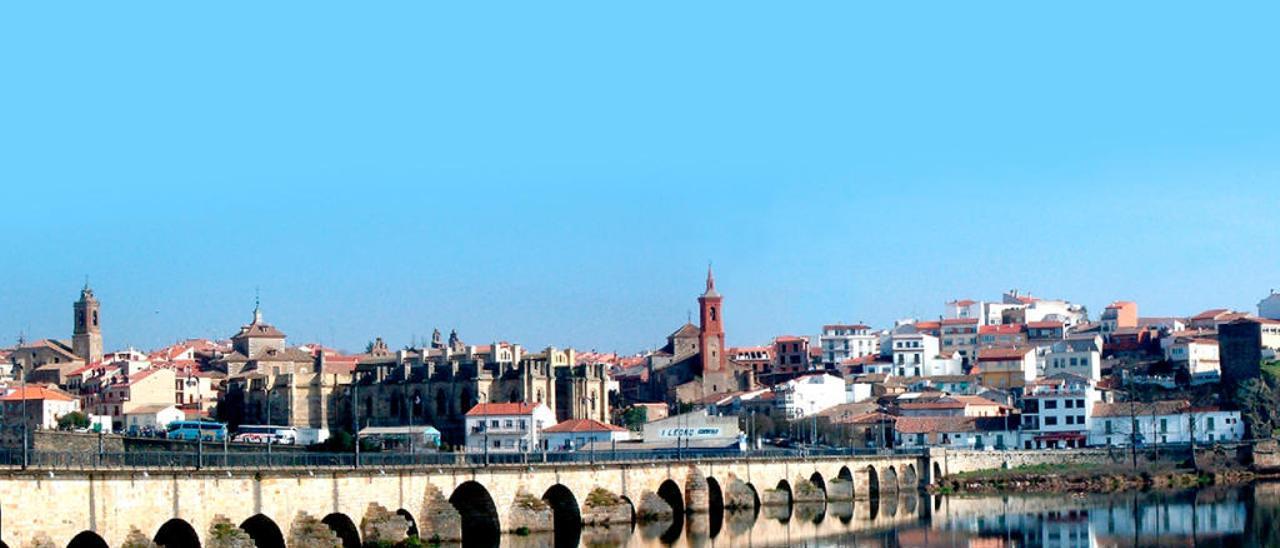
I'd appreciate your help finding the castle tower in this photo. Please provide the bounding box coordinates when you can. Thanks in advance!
[72,282,103,363]
[698,265,725,374]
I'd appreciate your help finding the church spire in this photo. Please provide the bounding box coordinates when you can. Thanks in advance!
[702,263,719,297]
[252,288,263,324]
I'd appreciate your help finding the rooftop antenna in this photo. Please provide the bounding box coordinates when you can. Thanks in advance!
[687,310,692,324]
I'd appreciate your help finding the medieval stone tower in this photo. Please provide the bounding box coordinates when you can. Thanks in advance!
[72,283,103,363]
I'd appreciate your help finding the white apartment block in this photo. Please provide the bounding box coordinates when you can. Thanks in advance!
[774,373,846,419]
[819,324,880,364]
[464,402,557,453]
[1043,335,1103,381]
[1020,374,1099,450]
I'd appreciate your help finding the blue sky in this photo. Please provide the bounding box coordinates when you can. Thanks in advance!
[2,2,1278,354]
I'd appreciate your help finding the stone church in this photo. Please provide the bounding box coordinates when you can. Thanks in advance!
[10,284,104,385]
[638,267,755,405]
[351,330,610,445]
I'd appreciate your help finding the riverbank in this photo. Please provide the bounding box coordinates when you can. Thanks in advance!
[930,461,1260,495]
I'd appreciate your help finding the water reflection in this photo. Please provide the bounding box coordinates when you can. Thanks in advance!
[497,482,1280,547]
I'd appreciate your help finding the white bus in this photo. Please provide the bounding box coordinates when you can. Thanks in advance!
[232,425,298,445]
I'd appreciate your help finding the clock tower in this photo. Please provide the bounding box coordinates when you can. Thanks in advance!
[72,282,103,363]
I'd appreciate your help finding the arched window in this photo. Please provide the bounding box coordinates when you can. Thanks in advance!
[710,307,717,321]
[92,310,98,327]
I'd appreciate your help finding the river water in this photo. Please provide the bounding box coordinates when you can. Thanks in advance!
[497,482,1280,547]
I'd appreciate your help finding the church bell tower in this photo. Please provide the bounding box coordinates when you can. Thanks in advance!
[698,265,725,374]
[73,282,103,363]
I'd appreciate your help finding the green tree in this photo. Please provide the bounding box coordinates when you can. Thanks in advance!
[57,411,90,430]
[622,407,648,431]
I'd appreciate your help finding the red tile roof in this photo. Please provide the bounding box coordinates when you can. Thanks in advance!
[541,419,626,433]
[465,402,541,416]
[2,386,76,402]
[977,346,1035,361]
[1191,309,1231,321]
[1026,321,1064,329]
[980,324,1026,335]
[940,318,979,326]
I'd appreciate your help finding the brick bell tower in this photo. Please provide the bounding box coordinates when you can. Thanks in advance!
[698,265,725,374]
[73,281,103,363]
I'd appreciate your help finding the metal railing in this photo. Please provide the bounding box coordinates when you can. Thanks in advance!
[0,446,927,471]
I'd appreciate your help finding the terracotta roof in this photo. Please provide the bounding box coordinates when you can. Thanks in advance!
[232,322,286,340]
[542,419,626,433]
[1092,400,1189,418]
[465,402,542,416]
[1191,309,1231,321]
[948,299,977,307]
[894,416,977,434]
[774,336,807,344]
[1026,321,1064,329]
[2,386,76,402]
[977,346,1035,361]
[668,323,701,339]
[914,321,941,330]
[980,324,1026,335]
[940,318,979,326]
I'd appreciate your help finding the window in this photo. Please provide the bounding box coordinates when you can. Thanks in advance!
[1076,399,1084,407]
[1105,420,1113,434]
[490,420,499,428]
[1044,400,1057,409]
[1045,417,1058,426]
[1160,418,1168,433]
[491,440,501,448]
[1065,400,1074,409]
[1207,417,1216,431]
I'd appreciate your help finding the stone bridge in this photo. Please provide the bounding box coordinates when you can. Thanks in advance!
[0,448,1105,547]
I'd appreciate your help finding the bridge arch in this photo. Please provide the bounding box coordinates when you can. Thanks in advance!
[542,484,582,548]
[450,481,501,545]
[838,465,853,482]
[706,477,725,516]
[66,531,108,548]
[321,512,361,548]
[657,479,684,515]
[396,508,419,538]
[705,476,724,538]
[903,464,919,490]
[809,471,827,497]
[745,482,761,512]
[775,479,792,505]
[619,495,637,525]
[153,518,200,548]
[882,466,900,493]
[240,514,285,548]
[864,465,880,499]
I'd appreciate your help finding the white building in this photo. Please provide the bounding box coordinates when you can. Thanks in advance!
[887,327,962,378]
[464,402,557,453]
[123,403,185,432]
[1259,290,1280,321]
[1164,337,1221,384]
[774,373,846,418]
[939,318,980,366]
[1088,401,1244,447]
[895,416,1019,451]
[1043,335,1103,381]
[1020,374,1099,449]
[818,324,880,364]
[542,418,630,451]
[0,386,81,442]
